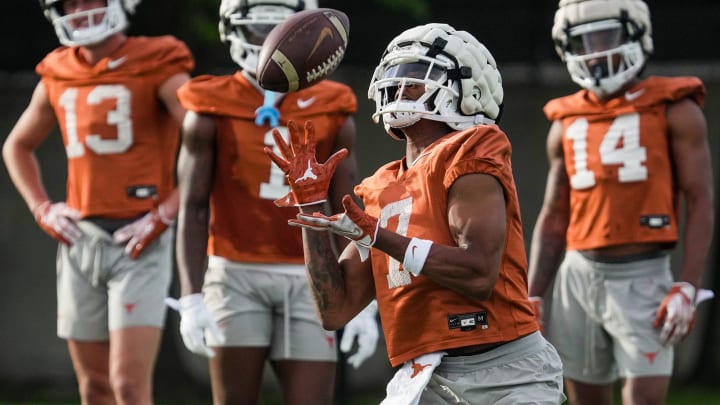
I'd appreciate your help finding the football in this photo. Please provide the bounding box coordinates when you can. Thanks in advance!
[256,8,350,93]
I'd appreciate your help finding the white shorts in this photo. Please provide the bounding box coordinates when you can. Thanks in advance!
[546,250,674,383]
[202,257,337,361]
[421,332,565,404]
[56,220,173,340]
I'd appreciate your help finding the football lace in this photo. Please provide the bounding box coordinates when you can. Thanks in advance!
[307,46,345,83]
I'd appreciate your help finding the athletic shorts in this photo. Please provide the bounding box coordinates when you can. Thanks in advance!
[202,256,337,361]
[56,220,173,340]
[421,332,565,404]
[546,250,674,383]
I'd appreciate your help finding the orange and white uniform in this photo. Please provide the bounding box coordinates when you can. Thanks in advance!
[177,73,356,361]
[543,76,707,383]
[37,36,193,219]
[355,126,538,367]
[177,72,356,264]
[544,76,705,250]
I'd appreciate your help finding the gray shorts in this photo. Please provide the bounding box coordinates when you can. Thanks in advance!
[202,257,337,361]
[57,221,173,340]
[421,332,565,404]
[546,250,674,383]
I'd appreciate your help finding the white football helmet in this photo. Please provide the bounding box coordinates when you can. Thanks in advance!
[219,0,317,74]
[368,23,503,140]
[40,0,141,47]
[552,0,653,97]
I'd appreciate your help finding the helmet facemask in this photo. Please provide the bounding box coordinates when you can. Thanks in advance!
[219,0,317,74]
[44,0,132,47]
[369,47,458,137]
[563,19,646,97]
[552,0,653,98]
[368,24,503,140]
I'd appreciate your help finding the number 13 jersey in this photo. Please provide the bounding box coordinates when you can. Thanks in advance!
[37,36,194,219]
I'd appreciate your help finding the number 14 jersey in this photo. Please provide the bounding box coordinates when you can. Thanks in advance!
[544,76,705,251]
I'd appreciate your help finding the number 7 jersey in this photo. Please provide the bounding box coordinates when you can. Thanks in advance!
[544,76,705,250]
[36,36,194,219]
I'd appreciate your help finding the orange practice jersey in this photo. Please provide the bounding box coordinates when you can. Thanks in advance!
[544,76,705,250]
[37,36,194,219]
[177,72,357,264]
[356,127,538,367]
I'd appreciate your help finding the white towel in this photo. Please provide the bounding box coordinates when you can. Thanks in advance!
[380,352,446,405]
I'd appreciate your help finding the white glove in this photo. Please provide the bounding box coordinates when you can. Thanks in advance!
[175,294,225,358]
[654,282,696,346]
[33,200,83,245]
[289,195,379,261]
[340,300,380,368]
[113,206,174,259]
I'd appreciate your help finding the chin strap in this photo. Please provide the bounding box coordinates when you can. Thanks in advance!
[255,90,280,128]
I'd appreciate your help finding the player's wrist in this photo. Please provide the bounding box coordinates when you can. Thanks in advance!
[155,204,175,226]
[32,200,52,221]
[402,238,433,276]
[179,293,205,313]
[294,198,327,207]
[671,282,696,304]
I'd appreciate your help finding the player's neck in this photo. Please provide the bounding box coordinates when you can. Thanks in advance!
[596,77,644,101]
[403,120,452,167]
[77,34,128,66]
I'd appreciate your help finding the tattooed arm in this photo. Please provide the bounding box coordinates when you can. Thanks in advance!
[528,120,570,298]
[298,203,376,330]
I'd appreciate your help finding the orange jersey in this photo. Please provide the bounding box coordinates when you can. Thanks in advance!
[177,72,357,263]
[37,36,194,219]
[544,76,705,250]
[356,126,538,367]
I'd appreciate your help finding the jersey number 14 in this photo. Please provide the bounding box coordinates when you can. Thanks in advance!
[566,113,648,190]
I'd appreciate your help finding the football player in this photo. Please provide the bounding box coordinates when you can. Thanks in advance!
[267,23,566,404]
[2,0,193,403]
[172,0,379,403]
[527,0,714,404]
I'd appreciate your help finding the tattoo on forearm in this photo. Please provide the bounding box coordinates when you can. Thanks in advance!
[304,232,345,312]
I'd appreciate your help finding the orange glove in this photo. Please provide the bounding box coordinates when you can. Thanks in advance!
[264,120,348,207]
[113,206,174,260]
[33,200,83,245]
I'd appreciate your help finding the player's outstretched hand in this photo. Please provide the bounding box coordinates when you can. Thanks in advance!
[341,300,380,369]
[33,200,83,245]
[654,282,696,346]
[264,120,348,207]
[113,206,173,259]
[289,195,379,260]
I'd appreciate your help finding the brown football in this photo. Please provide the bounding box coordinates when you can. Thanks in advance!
[256,8,349,93]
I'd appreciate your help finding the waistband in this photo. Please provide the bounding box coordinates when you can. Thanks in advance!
[85,214,144,234]
[445,341,507,357]
[577,249,668,264]
[568,250,671,279]
[439,331,546,369]
[208,255,306,276]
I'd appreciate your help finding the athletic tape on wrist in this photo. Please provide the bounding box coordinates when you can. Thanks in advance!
[402,237,433,276]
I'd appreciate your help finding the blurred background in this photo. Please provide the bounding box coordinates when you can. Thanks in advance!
[0,0,718,404]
